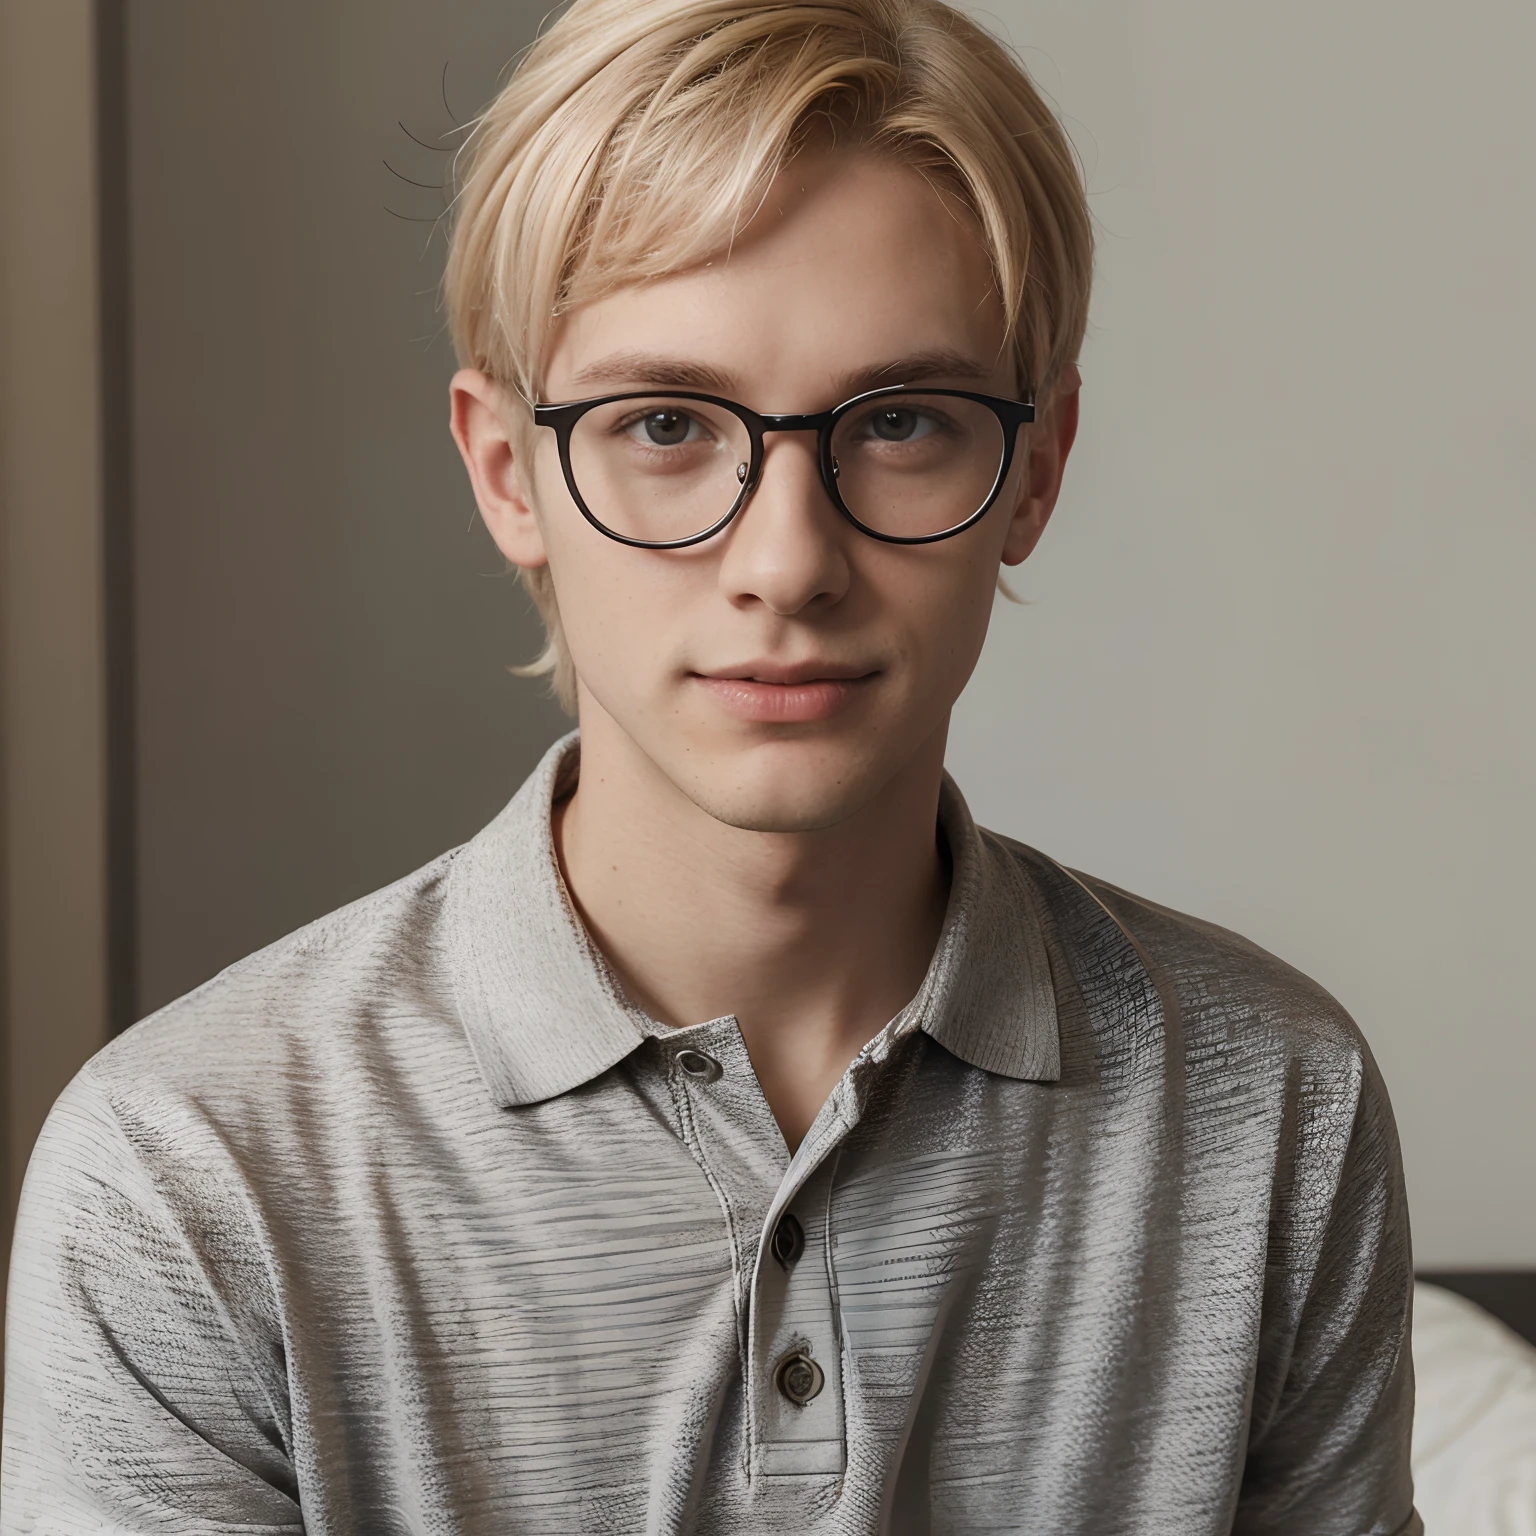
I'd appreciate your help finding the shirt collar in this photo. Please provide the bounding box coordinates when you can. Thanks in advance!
[445,733,1060,1108]
[905,773,1061,1083]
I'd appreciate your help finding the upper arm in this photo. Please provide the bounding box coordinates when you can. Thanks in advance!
[2,1070,301,1533]
[1234,1050,1421,1536]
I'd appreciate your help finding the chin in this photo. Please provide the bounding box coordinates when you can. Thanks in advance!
[665,731,898,835]
[689,789,861,835]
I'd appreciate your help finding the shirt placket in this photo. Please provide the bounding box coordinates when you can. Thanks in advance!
[745,1144,847,1478]
[660,1017,870,1488]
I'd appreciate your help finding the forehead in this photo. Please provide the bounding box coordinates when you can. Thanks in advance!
[544,154,1010,402]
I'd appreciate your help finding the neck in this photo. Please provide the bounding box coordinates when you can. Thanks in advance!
[554,705,950,1151]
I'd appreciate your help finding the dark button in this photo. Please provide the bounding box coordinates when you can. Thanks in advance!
[675,1049,722,1082]
[774,1350,824,1406]
[771,1213,805,1269]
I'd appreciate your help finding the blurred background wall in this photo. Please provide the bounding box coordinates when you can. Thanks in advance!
[1,0,1531,1280]
[123,1,568,1018]
[949,0,1535,1269]
[1,0,111,1293]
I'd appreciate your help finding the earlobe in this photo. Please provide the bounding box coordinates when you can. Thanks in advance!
[1000,365,1081,568]
[448,368,550,570]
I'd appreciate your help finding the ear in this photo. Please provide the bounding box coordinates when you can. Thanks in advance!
[1001,363,1081,567]
[449,369,549,569]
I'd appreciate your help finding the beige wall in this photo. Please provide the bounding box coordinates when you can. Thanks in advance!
[0,0,110,1260]
[952,0,1536,1266]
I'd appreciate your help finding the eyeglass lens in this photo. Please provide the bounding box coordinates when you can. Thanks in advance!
[563,392,1007,543]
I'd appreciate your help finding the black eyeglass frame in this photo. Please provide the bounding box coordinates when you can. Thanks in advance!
[530,384,1037,550]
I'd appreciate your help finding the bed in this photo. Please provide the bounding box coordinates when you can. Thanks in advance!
[1412,1272,1536,1532]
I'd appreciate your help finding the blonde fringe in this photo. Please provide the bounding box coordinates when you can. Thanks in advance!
[447,0,1093,702]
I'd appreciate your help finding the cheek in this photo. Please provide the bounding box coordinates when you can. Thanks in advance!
[528,448,629,651]
[537,515,709,702]
[869,540,1002,687]
[542,532,641,671]
[934,565,1000,680]
[528,482,627,683]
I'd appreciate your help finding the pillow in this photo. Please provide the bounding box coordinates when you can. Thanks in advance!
[1412,1281,1536,1534]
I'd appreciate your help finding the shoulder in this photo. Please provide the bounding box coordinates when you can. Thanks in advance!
[990,831,1376,1090]
[64,845,477,1170]
[986,837,1409,1278]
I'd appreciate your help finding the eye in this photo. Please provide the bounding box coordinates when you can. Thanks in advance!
[865,406,938,443]
[623,408,704,448]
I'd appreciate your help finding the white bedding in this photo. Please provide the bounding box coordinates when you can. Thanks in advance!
[1412,1281,1536,1533]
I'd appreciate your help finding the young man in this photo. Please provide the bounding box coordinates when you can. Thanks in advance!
[3,0,1418,1530]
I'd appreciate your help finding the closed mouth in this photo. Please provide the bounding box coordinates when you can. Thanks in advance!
[689,666,878,723]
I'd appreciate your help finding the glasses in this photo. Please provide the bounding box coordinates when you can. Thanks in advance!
[531,385,1036,549]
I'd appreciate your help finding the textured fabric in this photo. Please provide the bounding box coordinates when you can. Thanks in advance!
[3,734,1419,1534]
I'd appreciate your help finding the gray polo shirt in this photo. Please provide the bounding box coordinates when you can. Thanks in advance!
[3,734,1419,1534]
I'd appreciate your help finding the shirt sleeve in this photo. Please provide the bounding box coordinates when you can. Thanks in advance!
[1234,1046,1421,1536]
[2,1068,302,1533]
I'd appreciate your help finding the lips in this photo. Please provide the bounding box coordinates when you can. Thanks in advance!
[691,661,876,723]
[698,661,874,686]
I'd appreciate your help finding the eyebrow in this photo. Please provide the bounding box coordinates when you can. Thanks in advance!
[838,349,999,395]
[562,347,1002,402]
[566,352,737,394]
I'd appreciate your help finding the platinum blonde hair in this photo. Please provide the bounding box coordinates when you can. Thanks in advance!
[445,0,1094,712]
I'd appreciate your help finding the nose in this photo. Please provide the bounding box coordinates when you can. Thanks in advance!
[716,433,851,615]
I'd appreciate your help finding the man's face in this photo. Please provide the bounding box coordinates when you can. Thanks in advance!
[466,154,1074,832]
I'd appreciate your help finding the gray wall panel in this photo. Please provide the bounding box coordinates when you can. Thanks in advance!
[127,1,565,1014]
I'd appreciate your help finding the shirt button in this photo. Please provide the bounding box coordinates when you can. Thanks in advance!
[675,1049,722,1082]
[771,1213,805,1268]
[774,1350,825,1406]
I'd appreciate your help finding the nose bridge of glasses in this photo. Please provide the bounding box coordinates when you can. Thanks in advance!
[744,414,837,503]
[756,411,831,435]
